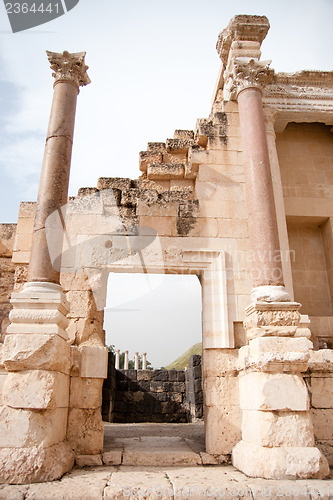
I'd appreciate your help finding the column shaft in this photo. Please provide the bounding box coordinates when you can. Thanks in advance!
[237,87,284,288]
[28,81,78,284]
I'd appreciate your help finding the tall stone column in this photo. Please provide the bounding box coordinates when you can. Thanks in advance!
[115,349,120,370]
[124,350,129,370]
[0,51,91,484]
[220,25,329,479]
[142,352,147,370]
[134,352,139,370]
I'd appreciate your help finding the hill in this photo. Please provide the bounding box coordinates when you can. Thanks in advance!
[165,342,202,370]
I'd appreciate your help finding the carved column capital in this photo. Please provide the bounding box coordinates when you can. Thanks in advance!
[224,57,273,101]
[46,50,91,89]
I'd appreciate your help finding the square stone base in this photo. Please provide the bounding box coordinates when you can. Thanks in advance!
[0,441,74,484]
[232,441,329,480]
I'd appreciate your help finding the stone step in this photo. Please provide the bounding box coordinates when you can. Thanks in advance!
[147,163,185,181]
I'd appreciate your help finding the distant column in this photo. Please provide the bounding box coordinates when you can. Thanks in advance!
[115,349,120,370]
[134,352,139,370]
[124,350,129,370]
[27,51,90,285]
[142,352,147,370]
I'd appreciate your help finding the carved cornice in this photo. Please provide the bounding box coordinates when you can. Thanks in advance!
[224,57,274,100]
[46,50,91,88]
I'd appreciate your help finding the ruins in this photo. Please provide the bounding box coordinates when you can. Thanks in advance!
[0,14,333,483]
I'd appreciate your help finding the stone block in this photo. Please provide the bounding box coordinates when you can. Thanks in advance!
[239,337,311,372]
[0,406,68,448]
[3,334,70,374]
[204,375,239,407]
[69,377,103,409]
[3,370,69,410]
[0,441,74,484]
[205,405,241,455]
[242,410,314,447]
[239,372,309,411]
[75,454,103,467]
[67,408,104,455]
[316,440,333,466]
[80,345,108,379]
[310,377,333,408]
[203,349,239,377]
[232,441,329,479]
[308,349,333,372]
[311,409,333,440]
[102,449,123,465]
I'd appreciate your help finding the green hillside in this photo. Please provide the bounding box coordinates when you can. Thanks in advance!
[165,342,202,370]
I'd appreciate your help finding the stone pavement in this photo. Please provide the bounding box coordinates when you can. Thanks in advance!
[1,424,333,499]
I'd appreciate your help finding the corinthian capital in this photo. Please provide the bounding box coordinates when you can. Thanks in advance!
[46,50,91,88]
[224,57,273,100]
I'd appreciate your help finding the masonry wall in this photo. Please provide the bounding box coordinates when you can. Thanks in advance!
[102,354,203,424]
[304,350,333,466]
[0,224,16,343]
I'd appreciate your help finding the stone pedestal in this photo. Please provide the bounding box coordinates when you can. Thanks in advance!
[0,283,74,483]
[232,302,330,479]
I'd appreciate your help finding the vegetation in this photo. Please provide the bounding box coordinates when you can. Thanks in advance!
[164,342,202,370]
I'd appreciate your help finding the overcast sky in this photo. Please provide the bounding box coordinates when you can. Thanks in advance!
[0,0,332,367]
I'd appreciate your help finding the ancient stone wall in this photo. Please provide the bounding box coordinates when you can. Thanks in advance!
[0,224,16,343]
[305,349,333,466]
[102,354,203,424]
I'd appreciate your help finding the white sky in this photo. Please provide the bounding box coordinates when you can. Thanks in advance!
[0,0,332,366]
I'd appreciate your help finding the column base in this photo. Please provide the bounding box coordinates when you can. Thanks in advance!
[251,285,290,303]
[232,441,330,480]
[0,441,74,484]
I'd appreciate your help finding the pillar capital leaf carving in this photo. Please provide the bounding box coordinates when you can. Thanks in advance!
[46,50,91,88]
[224,57,273,101]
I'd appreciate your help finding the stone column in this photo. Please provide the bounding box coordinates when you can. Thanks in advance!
[227,59,289,303]
[28,50,90,285]
[115,349,120,370]
[134,352,139,370]
[142,352,147,370]
[222,46,329,480]
[0,51,91,485]
[124,350,129,370]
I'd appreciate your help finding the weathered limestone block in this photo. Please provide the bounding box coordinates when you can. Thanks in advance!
[238,337,311,372]
[3,370,69,409]
[67,408,104,455]
[204,375,239,407]
[308,349,333,372]
[239,372,309,411]
[232,441,329,479]
[205,405,241,455]
[69,377,103,409]
[75,454,103,467]
[310,377,333,408]
[0,406,68,448]
[147,163,185,180]
[2,333,70,374]
[67,317,104,345]
[0,372,7,405]
[241,410,314,447]
[311,408,333,440]
[0,441,74,484]
[202,348,238,377]
[7,287,69,340]
[243,302,301,340]
[316,440,333,467]
[80,345,108,378]
[66,290,98,319]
